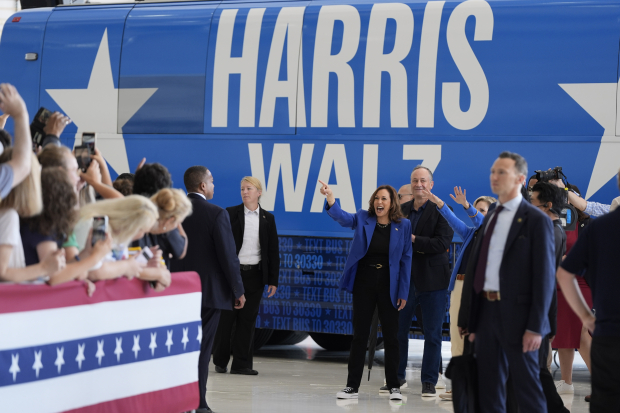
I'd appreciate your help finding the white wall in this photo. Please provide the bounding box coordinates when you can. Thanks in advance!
[0,0,19,40]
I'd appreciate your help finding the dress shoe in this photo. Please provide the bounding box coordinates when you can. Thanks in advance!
[196,408,214,413]
[214,365,227,374]
[230,367,259,375]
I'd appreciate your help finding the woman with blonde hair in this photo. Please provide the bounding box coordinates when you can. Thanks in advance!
[212,176,279,376]
[80,195,171,290]
[0,150,65,282]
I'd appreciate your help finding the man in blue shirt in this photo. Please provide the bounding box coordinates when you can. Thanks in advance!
[557,170,620,413]
[0,84,33,199]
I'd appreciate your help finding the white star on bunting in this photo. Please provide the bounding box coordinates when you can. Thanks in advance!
[149,332,158,356]
[45,29,157,175]
[182,327,189,350]
[32,351,43,378]
[55,347,65,374]
[96,340,105,366]
[115,337,123,362]
[560,80,620,199]
[133,335,141,359]
[197,325,202,344]
[76,343,86,370]
[166,330,173,353]
[10,353,20,382]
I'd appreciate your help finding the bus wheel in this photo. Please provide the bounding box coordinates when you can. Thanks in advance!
[267,330,310,346]
[309,333,353,351]
[253,328,274,351]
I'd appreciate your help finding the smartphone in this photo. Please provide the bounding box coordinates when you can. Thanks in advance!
[135,246,154,264]
[75,145,91,172]
[91,216,108,247]
[81,132,96,155]
[30,107,53,147]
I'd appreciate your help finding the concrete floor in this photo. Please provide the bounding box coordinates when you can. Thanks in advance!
[205,339,591,413]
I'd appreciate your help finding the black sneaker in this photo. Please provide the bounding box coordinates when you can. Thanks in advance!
[421,382,436,397]
[381,379,407,392]
[337,387,359,399]
[389,388,403,400]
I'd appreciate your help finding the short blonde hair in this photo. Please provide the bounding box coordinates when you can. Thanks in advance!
[150,188,192,223]
[79,195,158,245]
[240,176,262,200]
[0,149,43,217]
[474,196,497,208]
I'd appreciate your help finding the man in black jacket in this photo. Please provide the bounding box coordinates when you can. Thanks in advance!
[170,166,245,413]
[398,165,454,396]
[213,176,279,375]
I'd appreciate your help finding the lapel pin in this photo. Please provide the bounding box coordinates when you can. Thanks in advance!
[517,218,522,223]
[396,228,398,231]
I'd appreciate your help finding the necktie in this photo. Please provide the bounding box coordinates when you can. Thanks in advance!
[473,205,504,293]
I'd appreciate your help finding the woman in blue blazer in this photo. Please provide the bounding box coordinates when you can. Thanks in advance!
[319,180,412,402]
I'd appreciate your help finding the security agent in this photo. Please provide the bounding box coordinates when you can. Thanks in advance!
[459,151,556,413]
[213,176,279,376]
[170,166,246,413]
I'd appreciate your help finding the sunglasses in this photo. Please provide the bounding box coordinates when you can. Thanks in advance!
[397,194,412,200]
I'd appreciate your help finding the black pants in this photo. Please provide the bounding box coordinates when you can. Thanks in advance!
[347,263,400,389]
[212,267,264,370]
[198,306,221,409]
[591,336,620,413]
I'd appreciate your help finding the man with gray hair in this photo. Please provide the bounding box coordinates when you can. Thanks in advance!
[396,165,454,396]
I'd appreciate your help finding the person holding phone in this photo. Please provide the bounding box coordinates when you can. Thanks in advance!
[212,177,279,376]
[318,180,412,402]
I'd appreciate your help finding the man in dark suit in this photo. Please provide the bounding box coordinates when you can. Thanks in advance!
[398,165,454,396]
[458,152,555,413]
[170,166,246,413]
[212,176,279,375]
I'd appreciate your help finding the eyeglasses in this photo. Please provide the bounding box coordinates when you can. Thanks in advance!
[398,194,412,200]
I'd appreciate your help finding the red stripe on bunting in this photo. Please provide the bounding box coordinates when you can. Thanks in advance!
[0,272,201,314]
[63,381,199,413]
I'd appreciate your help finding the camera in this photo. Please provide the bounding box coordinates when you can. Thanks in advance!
[534,166,564,182]
[529,167,577,231]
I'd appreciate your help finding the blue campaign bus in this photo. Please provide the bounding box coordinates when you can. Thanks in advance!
[1,0,619,350]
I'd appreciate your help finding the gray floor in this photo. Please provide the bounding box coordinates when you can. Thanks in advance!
[205,339,592,413]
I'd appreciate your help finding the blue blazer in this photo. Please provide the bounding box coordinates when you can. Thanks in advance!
[436,204,485,291]
[326,202,413,308]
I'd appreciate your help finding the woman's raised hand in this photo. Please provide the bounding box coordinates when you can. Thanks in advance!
[421,188,444,209]
[449,186,469,208]
[318,180,335,207]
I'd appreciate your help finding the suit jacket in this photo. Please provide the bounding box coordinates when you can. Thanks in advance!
[326,202,412,308]
[458,199,556,344]
[226,203,279,287]
[400,200,454,292]
[170,193,244,310]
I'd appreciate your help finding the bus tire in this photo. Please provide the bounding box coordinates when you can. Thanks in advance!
[309,333,353,351]
[267,330,310,346]
[253,328,274,351]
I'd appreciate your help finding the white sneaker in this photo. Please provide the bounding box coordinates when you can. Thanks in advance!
[555,380,575,395]
[436,373,447,389]
[439,390,452,401]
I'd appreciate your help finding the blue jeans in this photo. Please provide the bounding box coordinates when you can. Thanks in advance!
[397,284,447,385]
